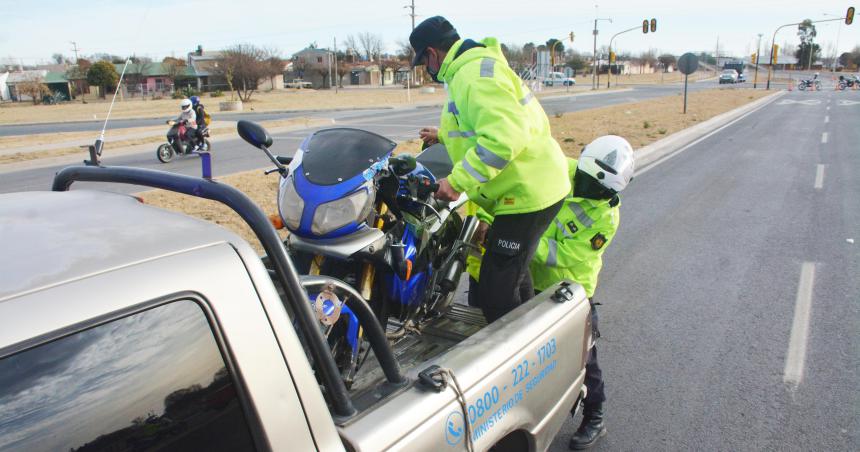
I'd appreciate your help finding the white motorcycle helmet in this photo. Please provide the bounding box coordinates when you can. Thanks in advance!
[180,98,192,111]
[577,135,635,194]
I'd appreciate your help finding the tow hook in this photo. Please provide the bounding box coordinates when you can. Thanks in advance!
[418,365,447,392]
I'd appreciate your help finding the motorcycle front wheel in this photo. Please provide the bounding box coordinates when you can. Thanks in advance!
[815,81,822,90]
[156,144,174,163]
[798,83,806,91]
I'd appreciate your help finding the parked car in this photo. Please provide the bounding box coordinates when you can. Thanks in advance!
[0,157,593,451]
[285,79,313,89]
[719,69,739,84]
[544,72,576,87]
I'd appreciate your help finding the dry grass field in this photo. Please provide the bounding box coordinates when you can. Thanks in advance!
[138,88,769,253]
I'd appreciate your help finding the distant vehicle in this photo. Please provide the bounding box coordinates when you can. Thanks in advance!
[723,62,745,75]
[285,79,313,89]
[737,73,746,83]
[719,69,739,84]
[543,72,576,87]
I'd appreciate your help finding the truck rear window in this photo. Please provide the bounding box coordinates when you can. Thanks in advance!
[0,300,256,452]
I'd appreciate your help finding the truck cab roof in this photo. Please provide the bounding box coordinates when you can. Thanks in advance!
[0,190,250,302]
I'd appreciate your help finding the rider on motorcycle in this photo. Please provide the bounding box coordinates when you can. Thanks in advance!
[167,98,198,153]
[189,96,209,150]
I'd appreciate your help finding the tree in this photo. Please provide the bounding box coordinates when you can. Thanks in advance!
[264,54,285,91]
[335,62,352,88]
[162,56,187,86]
[86,61,119,99]
[796,19,818,69]
[357,32,383,61]
[565,51,588,71]
[17,74,50,104]
[217,44,270,101]
[395,40,413,62]
[378,58,397,86]
[658,54,676,72]
[52,53,68,65]
[343,35,360,60]
[637,49,658,72]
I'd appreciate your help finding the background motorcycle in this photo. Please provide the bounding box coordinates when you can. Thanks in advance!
[797,78,822,91]
[238,120,476,386]
[157,120,211,163]
[838,75,858,90]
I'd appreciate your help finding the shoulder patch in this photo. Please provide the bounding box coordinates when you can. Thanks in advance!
[590,233,607,250]
[566,221,578,235]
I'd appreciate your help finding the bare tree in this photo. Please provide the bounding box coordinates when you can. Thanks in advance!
[18,74,50,104]
[335,61,352,88]
[217,44,269,101]
[162,57,187,89]
[357,32,383,62]
[263,49,285,91]
[343,35,360,60]
[396,40,413,62]
[377,58,398,86]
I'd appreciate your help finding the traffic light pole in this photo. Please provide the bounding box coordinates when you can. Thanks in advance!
[766,17,847,90]
[607,26,640,89]
[754,34,762,88]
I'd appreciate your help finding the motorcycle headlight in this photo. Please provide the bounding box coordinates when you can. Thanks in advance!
[312,187,374,236]
[278,176,304,231]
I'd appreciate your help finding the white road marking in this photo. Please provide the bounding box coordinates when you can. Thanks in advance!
[784,262,816,389]
[824,116,829,123]
[814,164,825,189]
[821,132,828,144]
[826,106,831,111]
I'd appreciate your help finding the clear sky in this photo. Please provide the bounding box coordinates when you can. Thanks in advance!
[1,0,858,64]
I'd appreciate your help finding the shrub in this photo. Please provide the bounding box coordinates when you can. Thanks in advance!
[171,92,185,99]
[563,137,575,143]
[643,120,651,129]
[180,86,200,98]
[210,90,224,98]
[658,128,667,135]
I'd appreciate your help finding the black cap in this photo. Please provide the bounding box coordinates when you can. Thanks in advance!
[409,16,459,67]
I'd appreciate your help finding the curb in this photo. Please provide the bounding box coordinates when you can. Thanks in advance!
[635,90,786,170]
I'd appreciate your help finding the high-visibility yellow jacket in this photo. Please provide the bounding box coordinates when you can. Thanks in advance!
[437,37,570,216]
[529,159,620,297]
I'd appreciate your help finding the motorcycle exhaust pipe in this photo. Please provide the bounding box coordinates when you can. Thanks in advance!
[440,216,479,292]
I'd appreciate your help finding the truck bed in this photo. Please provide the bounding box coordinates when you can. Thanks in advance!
[350,304,486,405]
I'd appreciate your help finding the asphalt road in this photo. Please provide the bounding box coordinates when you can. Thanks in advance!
[548,89,860,450]
[1,79,744,194]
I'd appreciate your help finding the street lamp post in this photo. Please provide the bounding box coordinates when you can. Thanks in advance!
[607,26,640,88]
[592,7,612,90]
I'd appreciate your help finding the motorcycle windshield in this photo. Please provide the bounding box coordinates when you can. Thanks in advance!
[302,128,397,186]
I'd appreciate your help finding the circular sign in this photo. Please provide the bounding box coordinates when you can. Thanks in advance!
[678,53,699,75]
[445,411,465,445]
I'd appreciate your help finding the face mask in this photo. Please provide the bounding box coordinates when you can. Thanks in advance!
[427,63,442,83]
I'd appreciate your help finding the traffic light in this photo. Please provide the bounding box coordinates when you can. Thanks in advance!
[772,45,779,64]
[642,19,649,34]
[569,31,575,43]
[610,51,616,63]
[751,53,757,64]
[847,6,855,25]
[650,18,657,33]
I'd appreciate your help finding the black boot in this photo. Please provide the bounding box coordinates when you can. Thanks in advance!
[569,405,606,450]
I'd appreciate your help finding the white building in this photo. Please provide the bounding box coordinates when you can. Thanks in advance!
[0,72,9,100]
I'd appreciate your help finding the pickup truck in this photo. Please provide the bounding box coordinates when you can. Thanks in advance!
[286,79,314,89]
[0,163,592,451]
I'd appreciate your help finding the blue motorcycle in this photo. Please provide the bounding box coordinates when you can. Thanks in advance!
[238,121,477,386]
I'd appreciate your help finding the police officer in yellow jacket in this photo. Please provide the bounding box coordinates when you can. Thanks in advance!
[530,136,635,450]
[411,16,570,322]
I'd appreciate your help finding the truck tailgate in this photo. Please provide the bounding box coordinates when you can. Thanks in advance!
[340,282,591,451]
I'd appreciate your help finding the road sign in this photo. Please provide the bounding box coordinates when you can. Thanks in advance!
[678,52,699,75]
[677,53,698,114]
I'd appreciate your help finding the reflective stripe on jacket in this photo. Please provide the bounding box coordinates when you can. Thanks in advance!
[437,37,570,216]
[529,159,619,297]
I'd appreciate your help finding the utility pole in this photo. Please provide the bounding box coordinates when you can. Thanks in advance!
[70,41,80,63]
[405,0,417,87]
[754,33,762,88]
[715,36,720,73]
[333,37,339,93]
[592,5,612,90]
[406,0,416,30]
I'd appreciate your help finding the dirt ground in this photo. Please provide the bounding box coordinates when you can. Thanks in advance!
[138,87,769,253]
[0,88,448,125]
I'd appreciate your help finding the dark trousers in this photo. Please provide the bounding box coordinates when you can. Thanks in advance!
[477,199,564,323]
[579,303,606,414]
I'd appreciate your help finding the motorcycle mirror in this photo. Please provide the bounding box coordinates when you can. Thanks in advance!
[237,120,274,149]
[390,154,417,176]
[238,120,286,175]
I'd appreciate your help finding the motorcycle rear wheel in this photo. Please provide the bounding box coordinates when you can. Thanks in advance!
[798,83,806,91]
[156,144,174,163]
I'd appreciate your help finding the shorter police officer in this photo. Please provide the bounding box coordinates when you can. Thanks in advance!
[529,135,635,450]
